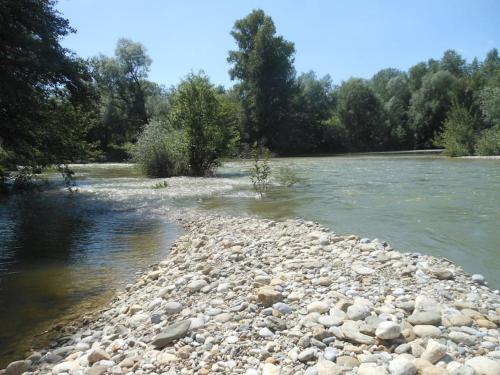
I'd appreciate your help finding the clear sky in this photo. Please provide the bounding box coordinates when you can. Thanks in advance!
[56,0,500,88]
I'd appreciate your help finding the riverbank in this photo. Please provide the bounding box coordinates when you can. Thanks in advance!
[3,212,499,375]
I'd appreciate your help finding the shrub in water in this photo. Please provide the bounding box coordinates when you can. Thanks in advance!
[132,119,190,177]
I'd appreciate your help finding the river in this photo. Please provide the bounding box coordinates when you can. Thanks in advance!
[0,154,499,366]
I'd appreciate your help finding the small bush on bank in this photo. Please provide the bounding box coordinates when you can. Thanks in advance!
[435,104,475,157]
[475,126,500,156]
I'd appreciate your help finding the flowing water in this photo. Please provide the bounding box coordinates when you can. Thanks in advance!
[0,155,499,366]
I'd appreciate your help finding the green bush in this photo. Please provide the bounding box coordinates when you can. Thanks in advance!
[172,73,239,176]
[132,119,190,177]
[249,146,271,198]
[133,73,239,177]
[475,126,500,155]
[435,105,475,156]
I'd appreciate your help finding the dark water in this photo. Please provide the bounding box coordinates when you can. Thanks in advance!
[0,156,499,367]
[0,166,181,367]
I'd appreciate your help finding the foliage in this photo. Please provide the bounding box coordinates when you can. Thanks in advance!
[336,79,386,151]
[0,0,95,174]
[479,86,500,128]
[475,126,500,156]
[133,73,239,177]
[285,72,335,154]
[435,104,476,156]
[249,146,271,198]
[228,9,296,151]
[409,70,458,148]
[89,39,155,157]
[132,119,190,177]
[171,73,240,176]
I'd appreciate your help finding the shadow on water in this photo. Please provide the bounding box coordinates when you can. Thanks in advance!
[0,189,181,367]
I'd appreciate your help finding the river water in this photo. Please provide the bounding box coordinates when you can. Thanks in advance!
[0,155,499,366]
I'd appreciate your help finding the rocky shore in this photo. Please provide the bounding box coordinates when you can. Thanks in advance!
[3,214,500,375]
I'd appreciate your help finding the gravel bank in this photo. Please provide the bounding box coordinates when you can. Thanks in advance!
[3,214,500,375]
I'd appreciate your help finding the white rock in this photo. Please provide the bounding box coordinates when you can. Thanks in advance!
[388,356,416,375]
[307,301,330,314]
[375,321,401,340]
[421,339,447,364]
[465,356,500,375]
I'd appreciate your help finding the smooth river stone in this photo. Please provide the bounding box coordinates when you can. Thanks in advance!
[151,320,191,348]
[465,357,500,375]
[375,321,401,340]
[421,339,447,364]
[407,310,441,325]
[307,301,330,314]
[316,360,342,375]
[413,325,442,337]
[341,321,375,345]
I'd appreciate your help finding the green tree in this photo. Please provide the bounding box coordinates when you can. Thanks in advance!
[170,73,239,176]
[284,71,334,153]
[90,39,153,158]
[409,70,458,148]
[336,79,386,151]
[479,86,500,128]
[0,0,94,178]
[440,49,467,77]
[228,9,295,151]
[435,104,476,156]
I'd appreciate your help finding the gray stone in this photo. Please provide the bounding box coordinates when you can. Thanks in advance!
[165,301,183,314]
[298,348,316,362]
[342,321,375,345]
[407,311,441,326]
[151,320,191,348]
[272,302,292,314]
[151,313,162,324]
[5,360,31,375]
[347,304,371,321]
[449,331,476,346]
[413,325,441,337]
[187,279,208,292]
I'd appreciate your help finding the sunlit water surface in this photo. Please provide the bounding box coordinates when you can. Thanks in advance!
[0,155,499,366]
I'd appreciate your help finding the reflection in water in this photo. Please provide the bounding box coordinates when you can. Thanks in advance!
[0,188,180,366]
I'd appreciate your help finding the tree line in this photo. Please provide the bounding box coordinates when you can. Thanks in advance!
[1,2,499,184]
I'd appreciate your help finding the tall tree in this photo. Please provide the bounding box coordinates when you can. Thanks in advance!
[409,70,458,148]
[336,79,386,151]
[227,9,295,151]
[90,38,152,157]
[0,0,93,174]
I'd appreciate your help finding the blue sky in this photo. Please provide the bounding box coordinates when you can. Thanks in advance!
[56,0,499,88]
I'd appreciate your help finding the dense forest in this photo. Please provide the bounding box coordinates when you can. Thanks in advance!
[1,1,499,184]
